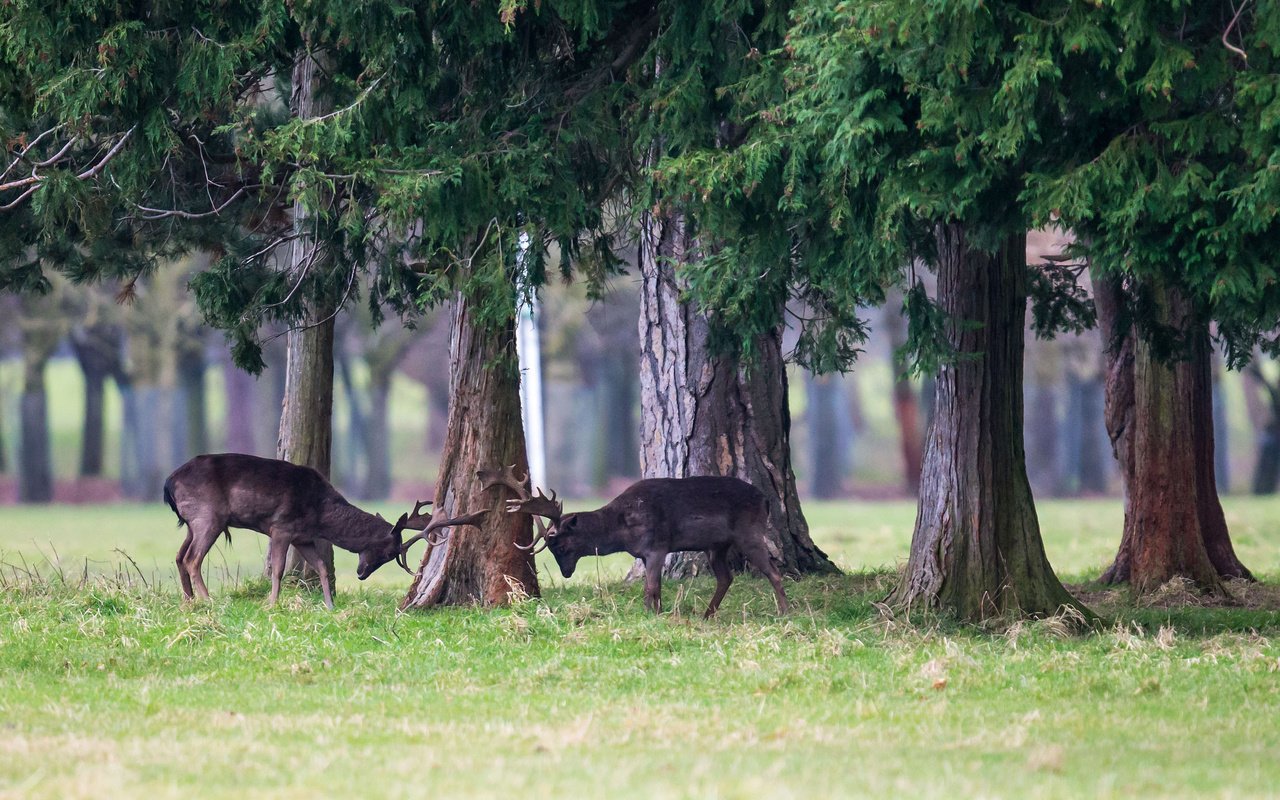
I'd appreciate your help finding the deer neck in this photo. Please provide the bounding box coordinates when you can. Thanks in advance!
[320,498,394,552]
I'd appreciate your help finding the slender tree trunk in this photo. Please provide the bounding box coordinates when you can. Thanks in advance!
[806,373,845,499]
[888,225,1080,620]
[1075,375,1110,494]
[1096,281,1250,592]
[401,295,538,608]
[883,291,924,494]
[635,210,836,579]
[18,364,53,503]
[69,325,122,477]
[178,347,208,457]
[277,312,337,582]
[1024,342,1062,497]
[364,367,393,500]
[600,357,639,481]
[276,46,337,585]
[224,358,257,454]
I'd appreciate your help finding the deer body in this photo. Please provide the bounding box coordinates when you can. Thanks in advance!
[483,469,788,617]
[165,453,480,609]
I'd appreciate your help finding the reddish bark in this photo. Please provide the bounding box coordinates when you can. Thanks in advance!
[401,295,538,608]
[1095,280,1250,592]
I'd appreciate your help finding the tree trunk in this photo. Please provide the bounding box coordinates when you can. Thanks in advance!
[634,210,836,579]
[600,356,639,481]
[1024,341,1062,497]
[401,295,539,608]
[806,373,845,499]
[1074,375,1110,494]
[364,366,393,500]
[888,225,1080,620]
[883,291,924,494]
[69,324,122,477]
[277,313,337,582]
[276,46,337,585]
[18,379,53,503]
[178,347,208,457]
[224,358,257,454]
[1096,281,1250,592]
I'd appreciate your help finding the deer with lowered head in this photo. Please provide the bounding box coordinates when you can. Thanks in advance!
[164,453,486,609]
[478,466,789,617]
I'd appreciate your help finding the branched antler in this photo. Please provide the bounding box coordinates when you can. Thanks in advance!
[477,465,562,554]
[393,500,487,573]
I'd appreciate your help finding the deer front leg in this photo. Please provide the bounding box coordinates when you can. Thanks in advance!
[266,535,291,607]
[643,551,667,613]
[294,542,334,610]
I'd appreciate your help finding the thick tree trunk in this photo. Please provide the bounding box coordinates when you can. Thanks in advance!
[635,210,836,579]
[401,295,539,608]
[888,225,1080,620]
[1096,281,1249,592]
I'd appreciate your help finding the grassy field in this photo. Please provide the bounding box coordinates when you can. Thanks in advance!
[1,498,1279,799]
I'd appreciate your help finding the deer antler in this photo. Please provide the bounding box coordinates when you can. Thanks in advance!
[394,502,487,573]
[477,465,562,555]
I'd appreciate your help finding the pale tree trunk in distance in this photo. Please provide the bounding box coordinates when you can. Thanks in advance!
[401,294,539,608]
[633,210,836,582]
[69,323,124,477]
[1095,278,1251,592]
[883,288,924,494]
[276,46,337,587]
[888,226,1081,621]
[18,293,63,503]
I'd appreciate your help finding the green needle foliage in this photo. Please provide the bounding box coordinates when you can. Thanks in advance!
[1,2,645,369]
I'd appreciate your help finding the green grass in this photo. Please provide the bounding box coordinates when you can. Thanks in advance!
[1,499,1279,799]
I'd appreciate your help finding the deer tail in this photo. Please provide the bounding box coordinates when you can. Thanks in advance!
[163,477,186,528]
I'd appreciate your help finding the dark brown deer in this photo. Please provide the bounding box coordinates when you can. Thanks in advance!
[478,466,788,618]
[164,453,486,609]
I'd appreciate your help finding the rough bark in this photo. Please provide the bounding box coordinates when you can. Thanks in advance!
[1096,280,1250,592]
[634,210,836,579]
[888,225,1080,620]
[401,295,539,608]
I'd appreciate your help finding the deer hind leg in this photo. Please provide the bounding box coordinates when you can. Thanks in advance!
[643,551,667,614]
[266,535,291,607]
[176,530,195,600]
[741,540,789,616]
[703,547,734,619]
[182,518,224,602]
[293,542,334,610]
